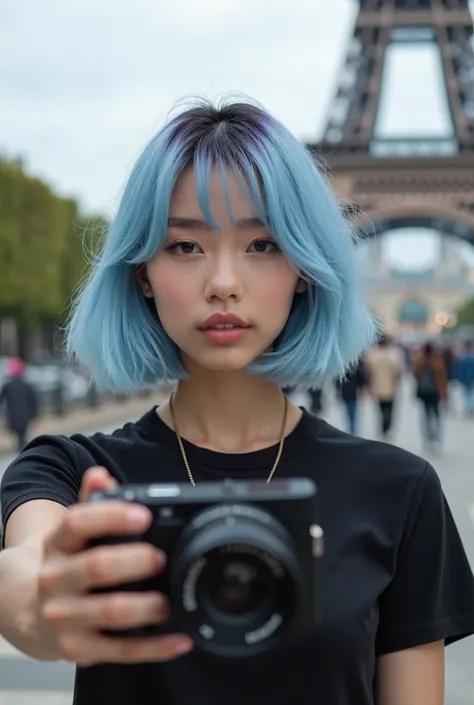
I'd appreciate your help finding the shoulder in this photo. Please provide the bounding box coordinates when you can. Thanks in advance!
[313,417,431,499]
[66,405,161,467]
[0,433,85,539]
[316,416,424,470]
[1,406,158,487]
[312,421,451,568]
[70,406,162,463]
[0,408,160,532]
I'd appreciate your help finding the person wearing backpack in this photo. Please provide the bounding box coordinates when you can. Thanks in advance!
[413,343,447,452]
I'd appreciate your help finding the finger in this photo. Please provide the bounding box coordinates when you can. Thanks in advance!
[44,501,153,555]
[79,467,118,503]
[43,591,169,630]
[39,543,165,595]
[58,631,194,666]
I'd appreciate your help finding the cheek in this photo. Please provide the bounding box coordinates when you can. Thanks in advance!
[258,268,299,309]
[149,268,191,320]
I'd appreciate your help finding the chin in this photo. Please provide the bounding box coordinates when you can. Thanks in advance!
[183,347,263,374]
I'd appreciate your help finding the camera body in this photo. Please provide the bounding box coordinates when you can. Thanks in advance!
[89,478,322,658]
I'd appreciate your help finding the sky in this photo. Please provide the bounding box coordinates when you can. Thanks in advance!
[2,0,474,269]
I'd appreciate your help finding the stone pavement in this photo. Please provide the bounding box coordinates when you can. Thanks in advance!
[0,378,472,704]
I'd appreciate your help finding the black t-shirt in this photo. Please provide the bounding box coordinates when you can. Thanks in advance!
[1,407,474,705]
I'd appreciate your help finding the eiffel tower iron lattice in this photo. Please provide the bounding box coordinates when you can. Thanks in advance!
[307,0,474,246]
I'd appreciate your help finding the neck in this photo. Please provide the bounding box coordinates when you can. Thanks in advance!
[158,371,301,453]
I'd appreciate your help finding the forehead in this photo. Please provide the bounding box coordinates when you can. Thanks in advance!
[170,166,254,216]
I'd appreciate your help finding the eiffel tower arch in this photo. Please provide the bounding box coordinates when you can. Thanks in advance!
[308,0,474,253]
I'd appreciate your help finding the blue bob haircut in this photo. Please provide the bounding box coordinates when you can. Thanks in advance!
[65,97,377,394]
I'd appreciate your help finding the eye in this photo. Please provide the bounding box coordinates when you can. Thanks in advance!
[248,238,281,254]
[164,240,203,255]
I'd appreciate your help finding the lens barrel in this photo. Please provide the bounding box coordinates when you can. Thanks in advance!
[169,504,303,657]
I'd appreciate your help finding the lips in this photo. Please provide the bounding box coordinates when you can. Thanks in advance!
[199,313,249,331]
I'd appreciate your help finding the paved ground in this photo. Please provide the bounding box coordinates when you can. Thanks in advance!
[0,380,472,704]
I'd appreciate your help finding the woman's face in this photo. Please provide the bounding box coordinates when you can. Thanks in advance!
[137,167,306,374]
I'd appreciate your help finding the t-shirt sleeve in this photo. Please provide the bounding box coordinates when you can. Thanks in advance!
[0,434,83,549]
[376,462,474,655]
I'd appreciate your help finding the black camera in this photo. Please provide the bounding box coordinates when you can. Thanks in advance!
[89,478,323,658]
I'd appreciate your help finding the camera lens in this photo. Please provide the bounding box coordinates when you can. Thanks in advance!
[206,553,273,616]
[169,504,303,658]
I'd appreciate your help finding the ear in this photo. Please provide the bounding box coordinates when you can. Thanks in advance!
[295,277,308,294]
[135,265,154,298]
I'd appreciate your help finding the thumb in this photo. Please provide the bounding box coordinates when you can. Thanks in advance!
[79,466,118,503]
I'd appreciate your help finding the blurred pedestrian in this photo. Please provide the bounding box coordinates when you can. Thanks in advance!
[281,385,323,415]
[334,358,367,435]
[441,344,455,411]
[364,334,403,442]
[412,343,447,452]
[453,341,474,418]
[0,358,39,452]
[308,387,323,415]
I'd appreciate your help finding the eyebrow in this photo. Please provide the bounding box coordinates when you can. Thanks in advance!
[167,216,266,230]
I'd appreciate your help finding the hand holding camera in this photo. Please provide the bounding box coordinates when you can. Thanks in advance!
[36,467,194,666]
[88,477,322,659]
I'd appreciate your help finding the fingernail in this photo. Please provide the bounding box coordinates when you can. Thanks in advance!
[126,506,151,526]
[174,638,193,655]
[89,467,108,478]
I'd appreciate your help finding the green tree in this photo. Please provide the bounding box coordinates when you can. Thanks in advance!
[456,298,474,326]
[0,156,108,355]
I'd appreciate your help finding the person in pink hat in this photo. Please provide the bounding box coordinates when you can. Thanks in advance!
[0,357,38,452]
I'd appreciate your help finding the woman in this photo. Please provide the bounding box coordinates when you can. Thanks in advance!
[413,342,447,452]
[0,100,473,705]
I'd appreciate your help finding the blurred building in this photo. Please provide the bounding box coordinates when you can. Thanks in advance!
[364,237,474,343]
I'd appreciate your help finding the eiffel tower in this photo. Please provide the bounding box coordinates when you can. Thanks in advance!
[307,0,474,252]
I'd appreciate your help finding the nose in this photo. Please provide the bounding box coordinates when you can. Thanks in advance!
[204,253,243,303]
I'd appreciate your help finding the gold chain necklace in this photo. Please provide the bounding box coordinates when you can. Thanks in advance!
[169,393,289,486]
